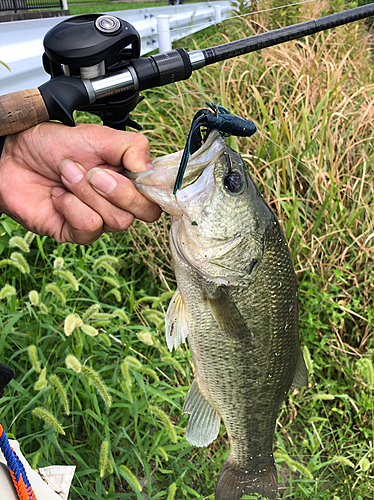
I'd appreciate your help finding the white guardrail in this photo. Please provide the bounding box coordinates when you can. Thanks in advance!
[0,1,231,94]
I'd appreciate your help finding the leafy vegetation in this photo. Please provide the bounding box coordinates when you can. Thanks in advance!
[1,1,374,499]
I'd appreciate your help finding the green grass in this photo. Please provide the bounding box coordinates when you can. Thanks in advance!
[1,2,374,499]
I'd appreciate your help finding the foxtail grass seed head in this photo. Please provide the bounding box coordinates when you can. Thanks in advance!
[32,407,65,435]
[34,368,48,391]
[113,309,130,323]
[149,406,177,443]
[32,452,41,470]
[39,303,49,314]
[119,465,142,492]
[312,393,335,401]
[64,314,77,336]
[0,284,16,300]
[10,252,30,273]
[358,457,371,472]
[151,290,175,309]
[137,331,154,346]
[49,374,70,415]
[332,456,355,468]
[28,345,41,373]
[0,259,24,272]
[65,354,82,373]
[9,236,30,253]
[80,324,99,337]
[45,284,66,304]
[110,288,121,302]
[101,263,117,276]
[82,303,100,323]
[24,231,36,246]
[98,333,111,347]
[93,255,119,271]
[91,313,112,321]
[81,365,112,407]
[99,440,109,478]
[142,367,159,382]
[75,315,83,327]
[53,270,79,291]
[101,276,120,288]
[120,362,132,387]
[120,380,133,403]
[124,356,142,369]
[156,446,168,461]
[53,257,64,270]
[162,355,186,377]
[167,483,177,500]
[28,290,39,305]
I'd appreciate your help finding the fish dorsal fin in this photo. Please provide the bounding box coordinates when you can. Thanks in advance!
[182,379,221,447]
[290,348,309,390]
[207,287,251,341]
[165,288,189,351]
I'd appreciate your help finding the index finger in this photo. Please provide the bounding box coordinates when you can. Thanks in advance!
[80,125,152,173]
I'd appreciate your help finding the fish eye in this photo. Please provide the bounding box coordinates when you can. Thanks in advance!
[224,172,244,193]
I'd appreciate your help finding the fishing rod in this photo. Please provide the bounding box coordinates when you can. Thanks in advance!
[1,2,374,136]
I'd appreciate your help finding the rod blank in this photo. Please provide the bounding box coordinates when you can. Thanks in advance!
[200,3,374,66]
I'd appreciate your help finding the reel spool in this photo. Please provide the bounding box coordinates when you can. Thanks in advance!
[42,14,144,130]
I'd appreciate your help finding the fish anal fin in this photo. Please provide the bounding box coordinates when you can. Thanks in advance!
[207,287,250,341]
[182,379,221,447]
[165,289,189,352]
[290,348,309,390]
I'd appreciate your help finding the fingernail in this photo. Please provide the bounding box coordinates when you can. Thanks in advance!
[51,187,66,198]
[60,160,84,184]
[87,168,117,195]
[146,162,154,170]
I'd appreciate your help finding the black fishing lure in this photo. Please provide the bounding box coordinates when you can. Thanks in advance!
[173,103,257,194]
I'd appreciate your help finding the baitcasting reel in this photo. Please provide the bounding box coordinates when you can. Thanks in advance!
[1,3,374,136]
[42,14,144,130]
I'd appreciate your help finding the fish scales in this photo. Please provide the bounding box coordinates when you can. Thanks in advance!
[127,129,307,499]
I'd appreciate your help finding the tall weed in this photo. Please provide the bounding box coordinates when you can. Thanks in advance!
[0,2,373,499]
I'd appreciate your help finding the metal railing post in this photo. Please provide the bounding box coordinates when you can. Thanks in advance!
[214,4,222,24]
[157,15,172,53]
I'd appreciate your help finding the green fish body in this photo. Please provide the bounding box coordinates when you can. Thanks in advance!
[127,130,307,499]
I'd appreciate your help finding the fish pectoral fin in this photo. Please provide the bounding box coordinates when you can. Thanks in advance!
[165,288,189,351]
[182,379,221,447]
[290,348,309,390]
[207,287,250,341]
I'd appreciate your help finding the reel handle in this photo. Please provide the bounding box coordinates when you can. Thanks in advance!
[0,89,49,135]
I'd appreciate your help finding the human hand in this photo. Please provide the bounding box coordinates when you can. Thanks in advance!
[0,122,161,244]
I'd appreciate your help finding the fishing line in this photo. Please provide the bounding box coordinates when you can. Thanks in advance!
[255,128,372,217]
[152,0,317,38]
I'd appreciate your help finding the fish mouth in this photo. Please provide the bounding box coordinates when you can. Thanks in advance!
[125,130,227,216]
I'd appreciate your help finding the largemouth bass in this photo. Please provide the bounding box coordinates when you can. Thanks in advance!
[127,130,308,500]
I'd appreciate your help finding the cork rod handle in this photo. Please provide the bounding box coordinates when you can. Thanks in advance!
[0,89,50,136]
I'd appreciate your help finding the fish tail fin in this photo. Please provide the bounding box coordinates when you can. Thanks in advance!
[215,459,278,500]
